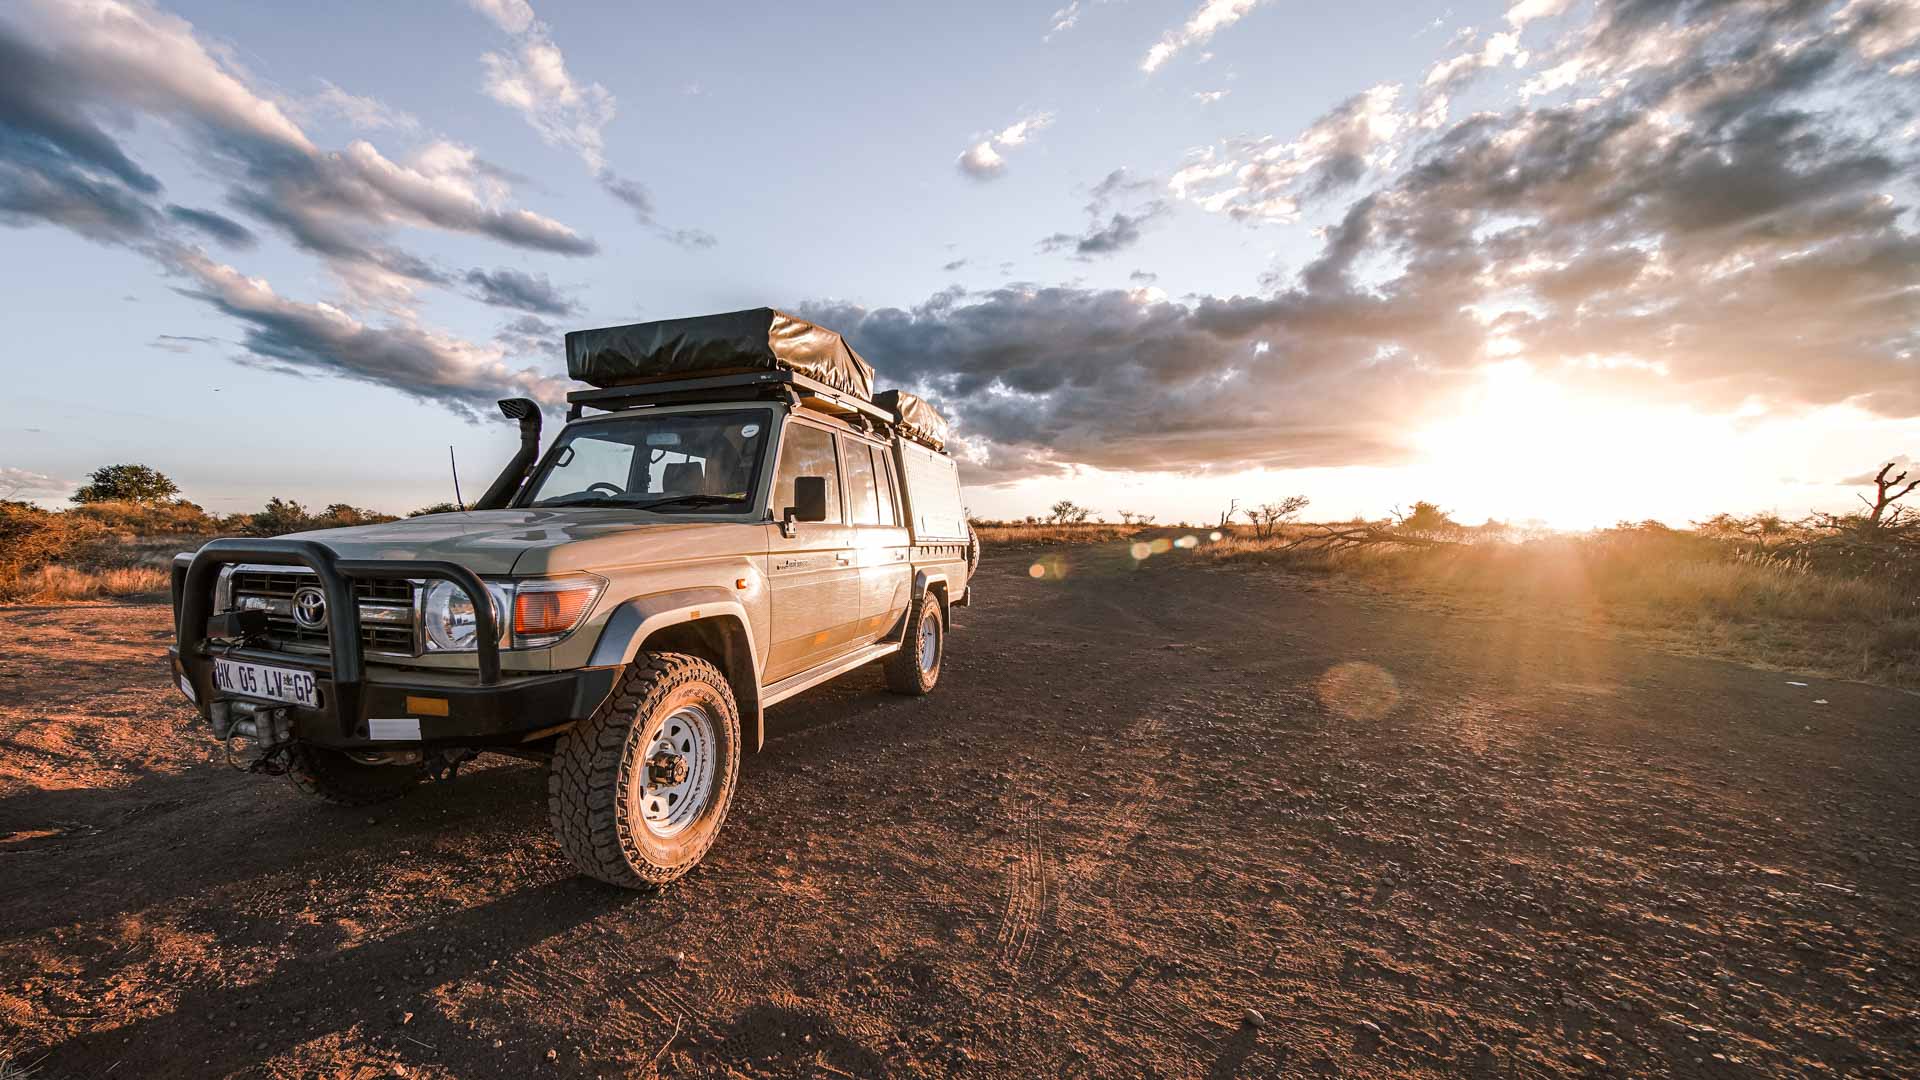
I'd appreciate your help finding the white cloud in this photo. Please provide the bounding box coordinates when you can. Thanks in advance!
[481,33,616,171]
[1047,2,1084,40]
[0,467,64,500]
[955,112,1054,181]
[466,0,536,35]
[308,80,419,132]
[957,141,1008,179]
[17,0,313,153]
[1504,0,1572,30]
[1419,29,1528,126]
[1171,83,1408,221]
[1193,89,1230,104]
[1142,0,1265,74]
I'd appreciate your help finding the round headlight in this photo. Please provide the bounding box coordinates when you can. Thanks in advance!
[424,580,503,651]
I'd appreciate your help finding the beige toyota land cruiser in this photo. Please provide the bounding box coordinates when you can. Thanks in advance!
[169,308,976,888]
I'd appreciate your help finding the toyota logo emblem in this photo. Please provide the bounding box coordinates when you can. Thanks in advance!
[291,586,327,630]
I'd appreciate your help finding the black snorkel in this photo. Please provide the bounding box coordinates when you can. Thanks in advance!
[474,398,541,510]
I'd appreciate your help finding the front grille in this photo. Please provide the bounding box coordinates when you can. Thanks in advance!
[228,569,417,655]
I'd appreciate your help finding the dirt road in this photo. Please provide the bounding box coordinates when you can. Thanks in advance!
[2,541,1916,1078]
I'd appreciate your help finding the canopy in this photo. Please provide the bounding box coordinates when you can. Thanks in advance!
[566,307,876,400]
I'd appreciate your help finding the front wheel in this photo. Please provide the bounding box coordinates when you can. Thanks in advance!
[547,653,741,889]
[884,592,944,696]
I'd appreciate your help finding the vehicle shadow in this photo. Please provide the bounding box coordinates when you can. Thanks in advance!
[36,874,637,1077]
[0,757,549,936]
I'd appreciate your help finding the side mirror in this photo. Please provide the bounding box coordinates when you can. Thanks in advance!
[783,476,829,536]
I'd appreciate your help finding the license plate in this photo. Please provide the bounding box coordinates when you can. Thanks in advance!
[212,659,320,708]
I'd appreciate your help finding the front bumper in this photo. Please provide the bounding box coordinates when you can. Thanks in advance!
[171,538,614,751]
[168,646,616,750]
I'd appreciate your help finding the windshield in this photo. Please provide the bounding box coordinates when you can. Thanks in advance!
[521,409,772,511]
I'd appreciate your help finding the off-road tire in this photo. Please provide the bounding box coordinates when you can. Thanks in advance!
[885,592,944,696]
[547,653,741,889]
[286,744,421,806]
[966,527,981,573]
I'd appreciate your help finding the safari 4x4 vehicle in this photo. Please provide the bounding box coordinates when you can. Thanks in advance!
[169,308,975,888]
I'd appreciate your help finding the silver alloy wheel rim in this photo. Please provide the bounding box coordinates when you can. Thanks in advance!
[637,703,715,839]
[918,610,940,672]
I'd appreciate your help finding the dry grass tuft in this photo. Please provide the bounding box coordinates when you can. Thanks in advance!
[976,522,1142,546]
[1203,530,1920,688]
[13,564,173,602]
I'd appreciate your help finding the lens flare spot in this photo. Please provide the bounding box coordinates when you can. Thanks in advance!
[1028,555,1069,580]
[1209,530,1223,542]
[1316,661,1400,723]
[1175,534,1199,549]
[1129,542,1153,561]
[1148,537,1173,554]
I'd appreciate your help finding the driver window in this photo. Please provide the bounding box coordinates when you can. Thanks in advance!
[545,435,635,495]
[774,423,842,523]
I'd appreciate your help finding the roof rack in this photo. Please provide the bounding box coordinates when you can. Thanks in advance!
[565,369,894,424]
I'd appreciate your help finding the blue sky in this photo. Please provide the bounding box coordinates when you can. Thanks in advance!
[3,0,1917,527]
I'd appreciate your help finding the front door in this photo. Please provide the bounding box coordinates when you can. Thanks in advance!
[763,419,864,683]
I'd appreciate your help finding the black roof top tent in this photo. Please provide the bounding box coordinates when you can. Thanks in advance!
[561,307,948,450]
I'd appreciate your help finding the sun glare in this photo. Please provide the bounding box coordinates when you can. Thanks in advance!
[1411,362,1739,529]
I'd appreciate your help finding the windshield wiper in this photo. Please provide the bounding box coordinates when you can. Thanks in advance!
[630,493,746,512]
[534,494,634,508]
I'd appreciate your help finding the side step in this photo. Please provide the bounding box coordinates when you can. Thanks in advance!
[760,640,902,708]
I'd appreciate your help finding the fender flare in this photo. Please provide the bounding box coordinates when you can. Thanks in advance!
[586,588,765,750]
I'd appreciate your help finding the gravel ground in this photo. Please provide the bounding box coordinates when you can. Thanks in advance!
[2,539,1916,1078]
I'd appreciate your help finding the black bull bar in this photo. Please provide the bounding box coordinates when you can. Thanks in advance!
[174,538,500,739]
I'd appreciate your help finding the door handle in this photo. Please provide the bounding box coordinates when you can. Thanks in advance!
[835,555,852,566]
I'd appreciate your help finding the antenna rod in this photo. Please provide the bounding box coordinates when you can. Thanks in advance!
[449,445,465,510]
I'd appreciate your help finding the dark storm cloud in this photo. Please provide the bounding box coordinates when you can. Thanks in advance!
[0,32,163,242]
[462,267,579,316]
[801,284,1460,482]
[165,204,256,248]
[169,250,566,417]
[814,0,1920,484]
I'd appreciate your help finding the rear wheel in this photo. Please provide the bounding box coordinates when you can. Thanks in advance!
[885,592,944,696]
[287,744,420,806]
[547,653,741,889]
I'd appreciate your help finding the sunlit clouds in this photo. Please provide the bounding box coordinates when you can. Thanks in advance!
[957,112,1056,181]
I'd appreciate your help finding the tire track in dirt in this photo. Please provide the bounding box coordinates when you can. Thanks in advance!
[991,806,1052,973]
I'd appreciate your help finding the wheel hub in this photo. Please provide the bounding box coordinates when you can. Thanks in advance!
[635,703,716,839]
[918,611,939,671]
[646,750,688,787]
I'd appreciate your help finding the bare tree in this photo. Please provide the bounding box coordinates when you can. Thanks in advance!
[1243,495,1310,541]
[1216,498,1239,532]
[1860,461,1918,530]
